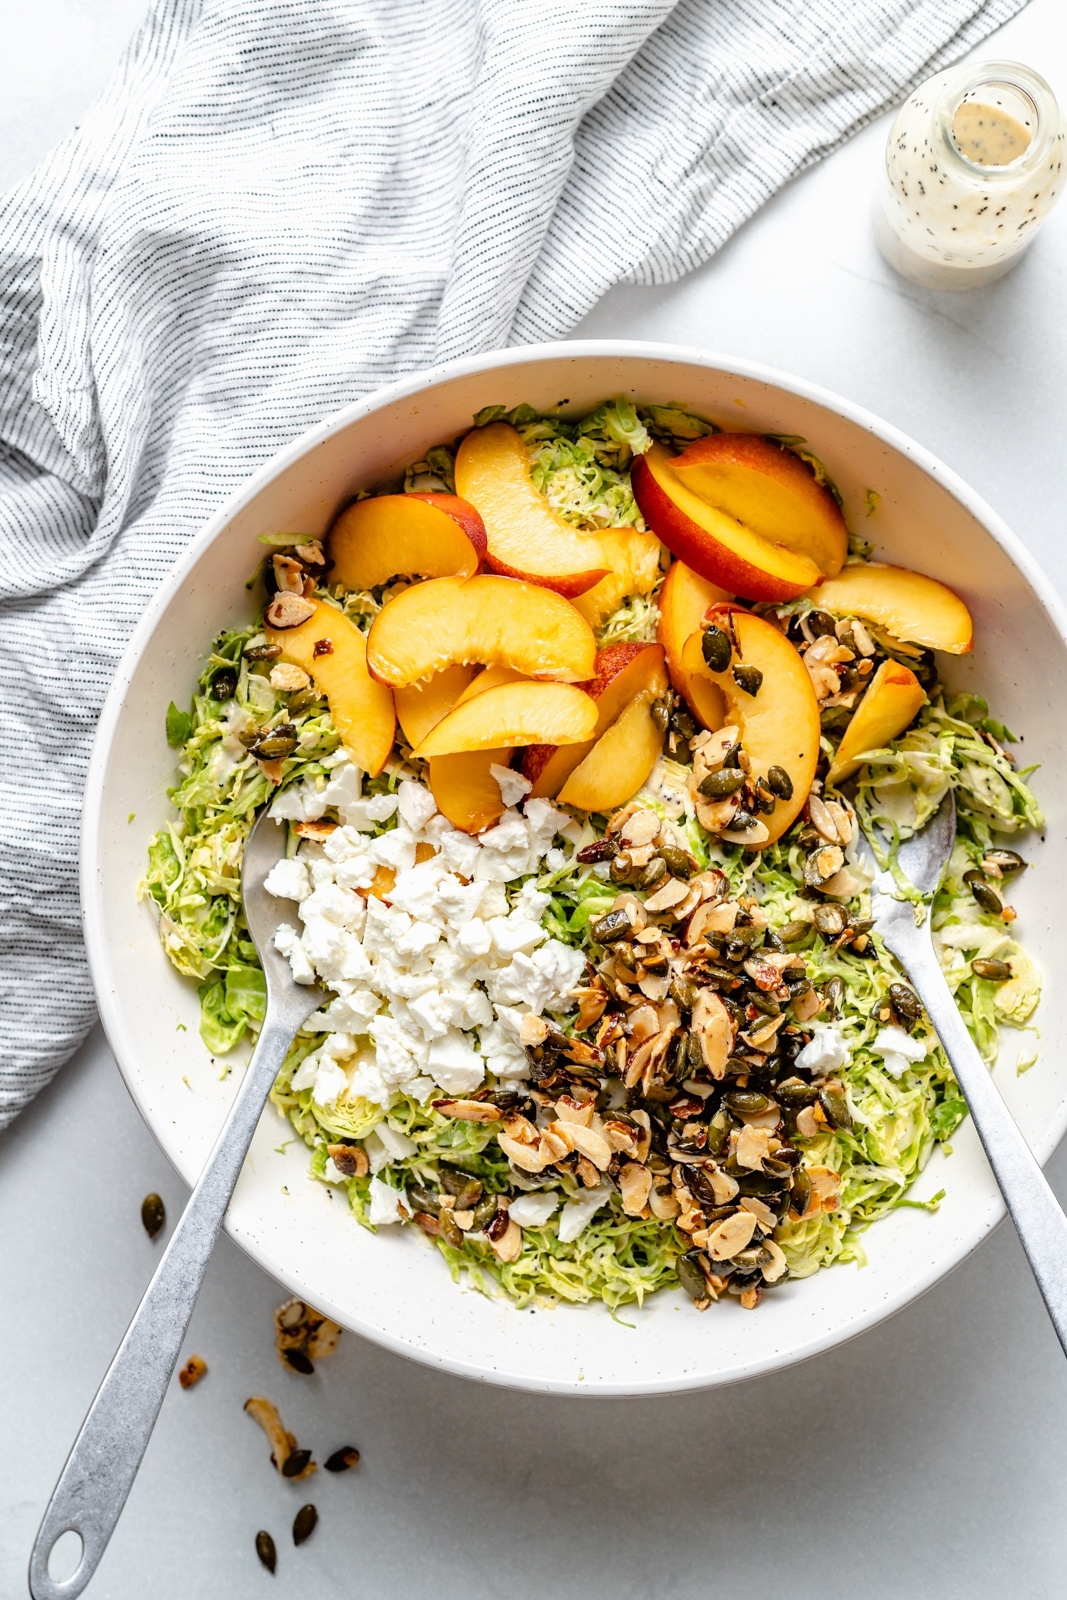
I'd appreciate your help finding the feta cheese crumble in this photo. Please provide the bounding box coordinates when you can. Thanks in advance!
[873,1024,930,1080]
[267,764,585,1108]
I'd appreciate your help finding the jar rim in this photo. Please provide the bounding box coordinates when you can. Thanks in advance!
[934,59,1061,182]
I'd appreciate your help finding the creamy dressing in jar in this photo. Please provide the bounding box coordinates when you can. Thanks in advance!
[875,61,1064,289]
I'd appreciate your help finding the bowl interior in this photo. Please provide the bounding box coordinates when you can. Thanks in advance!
[84,344,1067,1394]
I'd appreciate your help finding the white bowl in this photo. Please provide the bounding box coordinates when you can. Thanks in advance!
[83,341,1067,1396]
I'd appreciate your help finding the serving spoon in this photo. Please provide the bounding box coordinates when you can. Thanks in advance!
[862,792,1067,1355]
[30,810,321,1600]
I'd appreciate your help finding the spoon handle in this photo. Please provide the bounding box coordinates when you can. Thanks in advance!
[29,1006,300,1599]
[890,923,1067,1356]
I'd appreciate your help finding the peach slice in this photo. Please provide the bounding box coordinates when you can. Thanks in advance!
[808,563,973,654]
[454,423,610,598]
[681,605,820,844]
[556,688,666,813]
[656,559,730,719]
[670,434,848,580]
[366,575,596,687]
[266,598,395,775]
[413,681,597,758]
[429,749,513,834]
[631,444,821,602]
[571,526,663,631]
[522,642,668,799]
[394,663,478,750]
[328,493,487,590]
[827,659,926,784]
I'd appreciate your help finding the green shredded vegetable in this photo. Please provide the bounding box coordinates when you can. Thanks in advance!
[143,398,1045,1314]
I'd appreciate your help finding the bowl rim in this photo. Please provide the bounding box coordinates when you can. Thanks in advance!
[81,338,1067,1395]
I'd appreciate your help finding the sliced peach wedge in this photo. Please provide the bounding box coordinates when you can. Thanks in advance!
[556,684,667,812]
[807,563,973,654]
[366,575,596,686]
[670,433,848,581]
[523,642,668,799]
[328,493,487,590]
[413,682,597,758]
[455,423,610,598]
[680,605,820,845]
[631,443,823,603]
[571,526,662,632]
[656,559,730,723]
[429,750,515,835]
[827,659,926,785]
[394,663,478,750]
[266,598,395,775]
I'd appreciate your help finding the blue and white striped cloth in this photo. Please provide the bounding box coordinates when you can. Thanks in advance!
[0,0,1025,1125]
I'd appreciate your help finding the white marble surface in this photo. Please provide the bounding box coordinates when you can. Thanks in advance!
[3,3,1067,1596]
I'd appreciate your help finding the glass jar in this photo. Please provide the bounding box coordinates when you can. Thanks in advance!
[874,60,1065,290]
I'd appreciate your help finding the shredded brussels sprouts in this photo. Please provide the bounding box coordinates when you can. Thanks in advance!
[143,400,1045,1315]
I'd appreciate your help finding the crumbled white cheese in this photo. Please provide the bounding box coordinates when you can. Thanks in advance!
[794,1024,849,1076]
[508,1192,560,1228]
[322,1156,350,1184]
[491,763,532,808]
[426,1030,485,1094]
[367,1176,405,1225]
[268,766,582,1107]
[873,1024,929,1080]
[557,1184,613,1244]
[364,1122,417,1172]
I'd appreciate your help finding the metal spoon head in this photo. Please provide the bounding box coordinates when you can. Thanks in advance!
[890,790,957,897]
[241,806,324,1017]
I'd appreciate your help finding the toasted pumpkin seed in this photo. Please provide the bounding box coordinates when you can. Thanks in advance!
[701,625,732,673]
[819,1086,852,1130]
[888,982,922,1023]
[244,642,281,661]
[293,1505,318,1547]
[591,909,632,944]
[724,1090,770,1115]
[964,872,1003,914]
[639,857,668,889]
[732,663,763,697]
[283,1349,314,1377]
[141,1193,165,1238]
[972,958,1013,981]
[650,699,671,733]
[824,976,844,1017]
[777,919,810,947]
[325,1446,361,1472]
[282,1448,312,1478]
[775,1077,818,1108]
[790,1168,812,1216]
[659,845,693,877]
[699,767,746,798]
[764,763,794,801]
[812,903,848,937]
[210,666,238,701]
[609,852,636,884]
[255,1531,277,1574]
[251,725,299,760]
[470,1195,499,1232]
[678,1251,710,1302]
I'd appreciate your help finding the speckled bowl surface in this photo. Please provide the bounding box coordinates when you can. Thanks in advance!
[82,342,1066,1395]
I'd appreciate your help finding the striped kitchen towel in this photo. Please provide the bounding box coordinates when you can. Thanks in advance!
[0,0,1025,1125]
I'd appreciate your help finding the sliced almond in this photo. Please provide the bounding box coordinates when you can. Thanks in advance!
[618,1162,654,1216]
[265,592,316,629]
[808,793,841,844]
[490,1218,523,1262]
[270,662,311,693]
[520,1014,550,1046]
[272,554,306,594]
[706,1210,759,1261]
[735,1125,772,1171]
[620,808,661,848]
[554,1095,595,1129]
[432,1098,502,1123]
[643,876,690,914]
[691,990,734,1078]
